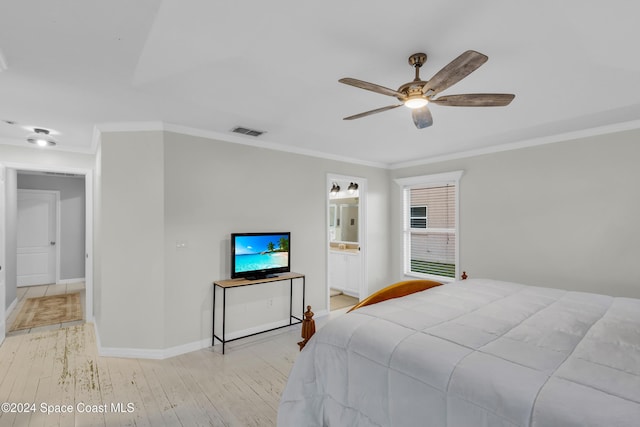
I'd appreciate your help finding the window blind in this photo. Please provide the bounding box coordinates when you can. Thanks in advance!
[404,184,456,278]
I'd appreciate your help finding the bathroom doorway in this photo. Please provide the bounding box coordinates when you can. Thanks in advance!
[326,174,366,311]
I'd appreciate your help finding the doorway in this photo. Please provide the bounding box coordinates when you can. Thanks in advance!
[0,164,93,333]
[326,174,367,312]
[0,165,6,343]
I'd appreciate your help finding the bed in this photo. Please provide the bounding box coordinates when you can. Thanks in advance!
[278,278,640,426]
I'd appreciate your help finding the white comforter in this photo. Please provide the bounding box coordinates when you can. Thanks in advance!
[278,279,640,426]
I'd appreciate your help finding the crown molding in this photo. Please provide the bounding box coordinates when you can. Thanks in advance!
[90,118,640,170]
[389,119,640,170]
[94,121,164,133]
[94,121,388,169]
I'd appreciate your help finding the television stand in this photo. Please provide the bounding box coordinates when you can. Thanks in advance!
[212,272,305,354]
[245,273,277,280]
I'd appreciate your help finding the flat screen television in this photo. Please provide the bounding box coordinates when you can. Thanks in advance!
[231,232,291,279]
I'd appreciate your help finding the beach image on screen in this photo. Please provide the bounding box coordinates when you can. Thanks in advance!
[234,234,289,273]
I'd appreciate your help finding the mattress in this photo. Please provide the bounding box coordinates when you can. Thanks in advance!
[278,279,640,426]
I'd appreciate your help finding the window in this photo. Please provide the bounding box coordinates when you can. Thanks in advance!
[410,206,427,229]
[396,171,463,281]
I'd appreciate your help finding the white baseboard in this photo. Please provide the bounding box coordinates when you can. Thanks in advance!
[93,322,166,360]
[5,298,17,319]
[17,278,86,287]
[93,316,315,360]
[223,318,292,341]
[99,345,166,359]
[163,338,211,359]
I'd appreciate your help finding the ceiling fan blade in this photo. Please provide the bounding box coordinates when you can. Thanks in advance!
[431,93,515,107]
[339,77,405,98]
[412,106,433,129]
[422,50,488,96]
[343,104,403,120]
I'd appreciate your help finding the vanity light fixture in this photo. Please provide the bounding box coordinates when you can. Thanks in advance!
[348,182,359,194]
[330,183,340,195]
[26,128,56,147]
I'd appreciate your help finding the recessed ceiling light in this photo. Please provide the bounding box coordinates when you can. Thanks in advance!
[26,128,56,147]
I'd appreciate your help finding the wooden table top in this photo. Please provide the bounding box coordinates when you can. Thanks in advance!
[213,272,304,288]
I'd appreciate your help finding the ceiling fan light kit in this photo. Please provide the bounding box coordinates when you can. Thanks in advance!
[339,50,515,129]
[404,96,429,109]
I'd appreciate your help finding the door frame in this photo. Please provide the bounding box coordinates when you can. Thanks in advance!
[326,173,367,311]
[16,189,61,287]
[0,165,6,344]
[0,162,94,322]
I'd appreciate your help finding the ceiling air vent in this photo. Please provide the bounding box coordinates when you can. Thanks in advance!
[232,126,265,137]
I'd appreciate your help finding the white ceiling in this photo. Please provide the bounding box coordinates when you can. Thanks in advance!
[1,1,639,168]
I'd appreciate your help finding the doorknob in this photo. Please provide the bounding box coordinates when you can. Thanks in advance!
[50,241,56,245]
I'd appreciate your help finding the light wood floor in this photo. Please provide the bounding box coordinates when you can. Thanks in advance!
[0,298,345,426]
[330,293,359,311]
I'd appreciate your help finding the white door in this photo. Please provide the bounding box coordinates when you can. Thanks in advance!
[17,190,58,286]
[0,165,6,343]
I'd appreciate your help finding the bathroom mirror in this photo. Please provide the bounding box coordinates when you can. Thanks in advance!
[329,194,359,244]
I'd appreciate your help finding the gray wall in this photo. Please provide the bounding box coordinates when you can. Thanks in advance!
[97,131,166,350]
[162,131,391,347]
[95,130,391,350]
[17,173,86,281]
[8,124,639,352]
[391,129,640,298]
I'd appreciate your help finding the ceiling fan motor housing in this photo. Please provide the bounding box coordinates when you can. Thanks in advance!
[396,53,430,101]
[408,53,427,67]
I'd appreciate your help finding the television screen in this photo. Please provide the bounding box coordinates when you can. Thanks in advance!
[231,232,290,279]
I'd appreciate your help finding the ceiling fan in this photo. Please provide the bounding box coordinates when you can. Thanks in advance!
[339,50,515,129]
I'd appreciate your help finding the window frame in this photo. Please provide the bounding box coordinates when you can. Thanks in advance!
[395,170,464,283]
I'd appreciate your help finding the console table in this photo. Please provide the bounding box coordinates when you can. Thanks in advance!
[212,272,305,354]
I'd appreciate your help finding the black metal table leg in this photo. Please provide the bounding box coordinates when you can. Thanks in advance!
[212,285,216,346]
[289,278,293,325]
[222,288,226,354]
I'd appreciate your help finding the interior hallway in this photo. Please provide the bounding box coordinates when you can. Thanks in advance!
[5,282,85,337]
